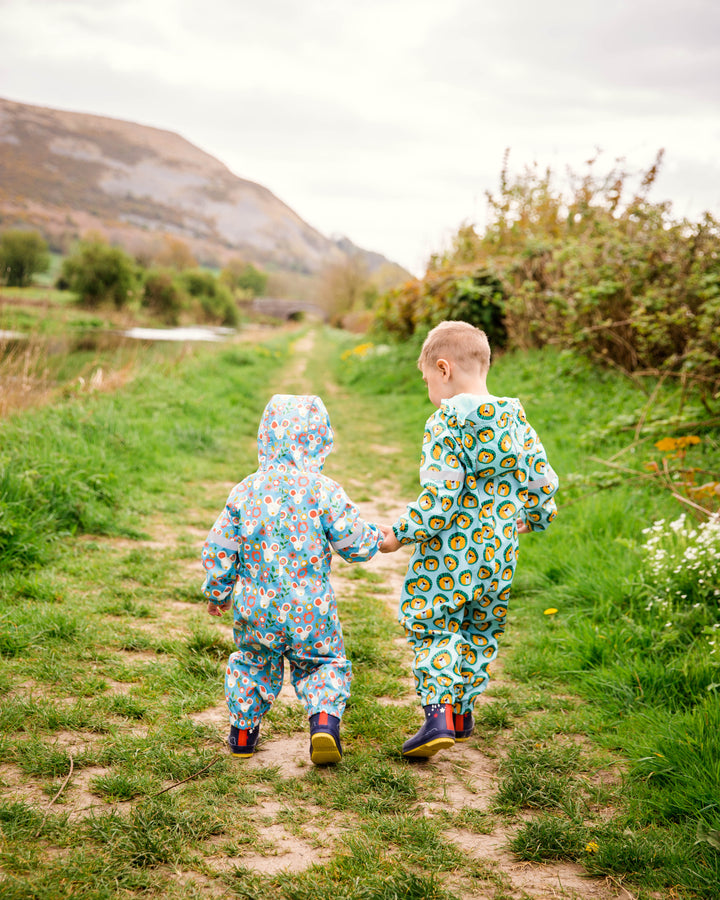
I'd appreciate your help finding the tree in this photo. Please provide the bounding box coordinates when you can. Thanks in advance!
[220,259,268,297]
[154,236,197,270]
[60,239,137,308]
[141,270,187,325]
[318,254,371,323]
[0,229,50,287]
[180,268,238,326]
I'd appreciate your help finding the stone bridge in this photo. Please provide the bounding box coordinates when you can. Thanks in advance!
[251,296,327,321]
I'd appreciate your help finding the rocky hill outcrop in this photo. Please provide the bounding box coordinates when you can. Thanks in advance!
[0,97,399,277]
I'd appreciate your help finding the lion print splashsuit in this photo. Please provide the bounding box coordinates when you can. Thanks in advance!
[393,394,558,713]
[201,394,382,730]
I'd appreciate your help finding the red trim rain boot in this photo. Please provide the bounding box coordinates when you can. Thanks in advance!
[228,724,261,758]
[309,711,342,765]
[402,703,456,758]
[454,711,475,741]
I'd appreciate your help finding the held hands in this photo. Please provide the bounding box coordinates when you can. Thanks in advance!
[379,524,401,553]
[207,599,231,617]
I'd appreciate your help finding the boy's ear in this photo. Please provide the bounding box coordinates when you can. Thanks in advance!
[436,358,451,380]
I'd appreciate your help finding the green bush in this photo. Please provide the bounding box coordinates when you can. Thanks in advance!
[141,269,187,324]
[180,268,218,299]
[220,259,268,297]
[180,269,238,326]
[375,153,720,405]
[376,267,507,346]
[0,229,50,287]
[60,239,138,308]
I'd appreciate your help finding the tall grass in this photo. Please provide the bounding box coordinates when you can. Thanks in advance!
[0,341,286,569]
[333,331,720,897]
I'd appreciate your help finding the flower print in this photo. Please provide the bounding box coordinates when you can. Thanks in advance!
[314,637,331,654]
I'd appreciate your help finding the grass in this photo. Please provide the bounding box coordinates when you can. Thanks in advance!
[1,322,719,898]
[332,330,720,897]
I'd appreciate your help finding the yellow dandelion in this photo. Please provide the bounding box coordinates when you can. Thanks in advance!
[543,608,558,615]
[585,841,599,854]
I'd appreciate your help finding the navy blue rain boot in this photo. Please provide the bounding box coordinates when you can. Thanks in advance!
[228,724,261,758]
[402,703,456,758]
[454,711,475,741]
[309,712,342,765]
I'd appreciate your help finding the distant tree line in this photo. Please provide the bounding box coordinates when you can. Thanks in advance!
[0,228,269,326]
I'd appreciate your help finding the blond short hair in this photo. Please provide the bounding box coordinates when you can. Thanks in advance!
[418,321,491,374]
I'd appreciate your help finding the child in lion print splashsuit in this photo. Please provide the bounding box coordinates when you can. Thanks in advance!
[380,322,558,758]
[202,394,383,764]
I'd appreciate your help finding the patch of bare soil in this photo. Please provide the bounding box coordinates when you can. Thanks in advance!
[213,797,346,876]
[65,765,113,812]
[0,731,114,817]
[448,828,628,900]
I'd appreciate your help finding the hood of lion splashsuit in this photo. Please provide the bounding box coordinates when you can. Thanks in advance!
[440,393,526,479]
[257,394,333,472]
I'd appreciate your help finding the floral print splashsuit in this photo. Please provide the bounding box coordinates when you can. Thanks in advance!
[201,394,382,729]
[393,394,558,713]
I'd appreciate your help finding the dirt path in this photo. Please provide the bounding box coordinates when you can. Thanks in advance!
[197,331,629,900]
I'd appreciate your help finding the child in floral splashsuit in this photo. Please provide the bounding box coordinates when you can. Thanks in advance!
[202,394,383,764]
[381,322,559,758]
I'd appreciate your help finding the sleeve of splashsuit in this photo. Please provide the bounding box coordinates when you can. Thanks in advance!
[201,491,243,606]
[392,409,465,544]
[520,421,559,532]
[320,480,383,562]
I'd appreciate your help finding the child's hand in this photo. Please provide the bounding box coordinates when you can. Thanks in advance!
[207,599,231,617]
[379,525,401,553]
[517,519,531,534]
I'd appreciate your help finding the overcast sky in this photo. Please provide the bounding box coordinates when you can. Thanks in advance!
[2,0,719,275]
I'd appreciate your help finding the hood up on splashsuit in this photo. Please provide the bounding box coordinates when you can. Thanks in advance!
[257,394,333,473]
[439,393,530,481]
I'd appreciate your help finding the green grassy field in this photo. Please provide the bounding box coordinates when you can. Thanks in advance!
[1,325,718,899]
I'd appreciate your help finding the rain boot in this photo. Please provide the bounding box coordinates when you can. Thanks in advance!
[309,711,342,765]
[402,703,455,758]
[228,723,261,758]
[454,711,475,741]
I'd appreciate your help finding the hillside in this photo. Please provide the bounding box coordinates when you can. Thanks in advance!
[0,97,403,278]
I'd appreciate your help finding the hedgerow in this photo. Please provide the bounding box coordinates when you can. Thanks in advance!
[375,152,720,408]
